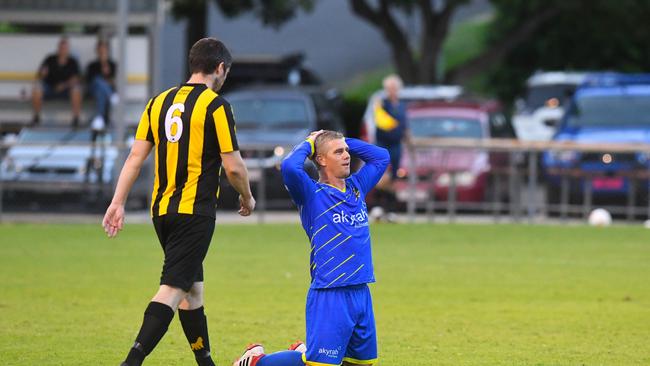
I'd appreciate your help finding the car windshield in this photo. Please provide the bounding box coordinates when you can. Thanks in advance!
[567,91,650,127]
[230,98,309,130]
[526,84,576,110]
[409,116,483,138]
[19,129,100,143]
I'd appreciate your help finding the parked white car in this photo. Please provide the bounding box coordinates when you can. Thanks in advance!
[0,127,151,207]
[512,71,587,141]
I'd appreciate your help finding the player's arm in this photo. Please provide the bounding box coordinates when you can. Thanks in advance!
[221,151,255,216]
[214,101,255,216]
[103,99,154,238]
[347,137,390,193]
[102,139,153,238]
[280,133,319,205]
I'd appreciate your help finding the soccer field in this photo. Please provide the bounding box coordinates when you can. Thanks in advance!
[1,223,649,365]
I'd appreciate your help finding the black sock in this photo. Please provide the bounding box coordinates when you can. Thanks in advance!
[123,301,175,366]
[179,306,215,366]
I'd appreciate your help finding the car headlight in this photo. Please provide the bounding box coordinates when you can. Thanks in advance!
[436,171,477,187]
[550,150,579,163]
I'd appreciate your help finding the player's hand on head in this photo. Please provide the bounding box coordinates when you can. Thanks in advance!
[102,203,125,238]
[238,194,256,216]
[307,130,325,142]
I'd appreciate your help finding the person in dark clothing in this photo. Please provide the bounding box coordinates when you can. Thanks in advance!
[372,74,412,221]
[86,39,117,129]
[31,37,82,126]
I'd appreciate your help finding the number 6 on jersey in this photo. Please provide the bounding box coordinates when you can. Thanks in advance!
[165,103,185,142]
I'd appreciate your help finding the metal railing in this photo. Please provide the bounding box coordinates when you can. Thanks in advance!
[403,137,650,223]
[3,138,650,225]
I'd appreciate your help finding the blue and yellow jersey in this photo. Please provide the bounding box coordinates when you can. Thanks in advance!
[281,138,390,289]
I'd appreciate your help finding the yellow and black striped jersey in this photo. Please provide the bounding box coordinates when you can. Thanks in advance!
[135,83,238,218]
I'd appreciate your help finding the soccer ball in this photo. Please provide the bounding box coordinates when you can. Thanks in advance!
[588,208,612,227]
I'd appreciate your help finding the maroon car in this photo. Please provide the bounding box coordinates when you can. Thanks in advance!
[393,100,514,204]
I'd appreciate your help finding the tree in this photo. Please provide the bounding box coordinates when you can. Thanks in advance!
[172,0,649,90]
[214,0,315,28]
[348,0,562,84]
[174,0,560,85]
[171,0,315,78]
[486,0,650,103]
[349,0,462,84]
[170,0,208,78]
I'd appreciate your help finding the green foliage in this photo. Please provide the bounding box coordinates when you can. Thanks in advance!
[0,22,21,33]
[487,0,650,103]
[169,0,207,19]
[341,66,393,137]
[214,0,315,28]
[343,65,394,101]
[341,15,493,108]
[170,0,315,28]
[442,15,492,75]
[1,223,649,365]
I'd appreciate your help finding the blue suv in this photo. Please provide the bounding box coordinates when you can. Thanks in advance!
[542,73,650,204]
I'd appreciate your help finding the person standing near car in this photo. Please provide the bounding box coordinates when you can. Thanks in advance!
[102,38,255,366]
[372,74,411,221]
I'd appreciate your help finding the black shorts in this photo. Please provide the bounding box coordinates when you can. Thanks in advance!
[152,213,216,292]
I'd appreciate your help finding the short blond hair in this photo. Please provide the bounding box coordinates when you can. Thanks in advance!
[311,130,344,168]
[382,74,403,90]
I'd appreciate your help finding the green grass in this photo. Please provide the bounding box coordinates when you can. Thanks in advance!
[1,223,649,365]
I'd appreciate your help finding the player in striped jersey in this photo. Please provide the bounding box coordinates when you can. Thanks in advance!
[102,38,255,366]
[232,130,389,366]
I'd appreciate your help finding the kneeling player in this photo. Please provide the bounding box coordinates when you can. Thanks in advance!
[233,130,389,366]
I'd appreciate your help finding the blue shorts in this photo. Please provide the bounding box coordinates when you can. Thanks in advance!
[41,81,72,100]
[304,284,377,365]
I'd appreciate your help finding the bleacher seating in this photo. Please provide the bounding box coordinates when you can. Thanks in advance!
[0,34,149,133]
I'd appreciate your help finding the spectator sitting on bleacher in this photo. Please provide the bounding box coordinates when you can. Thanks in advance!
[85,39,117,131]
[31,36,82,127]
